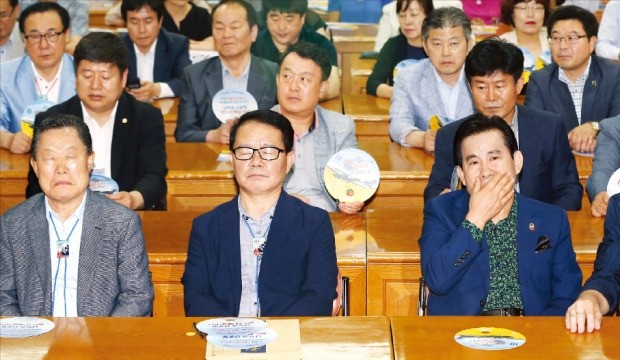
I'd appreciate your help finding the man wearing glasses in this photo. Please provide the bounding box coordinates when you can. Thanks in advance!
[0,2,75,154]
[0,0,23,63]
[182,109,338,317]
[526,5,620,154]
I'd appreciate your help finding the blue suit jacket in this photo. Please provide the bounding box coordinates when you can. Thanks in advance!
[0,54,75,133]
[182,192,338,316]
[525,55,620,132]
[424,106,583,210]
[175,55,278,142]
[419,191,582,316]
[121,29,190,96]
[582,193,620,314]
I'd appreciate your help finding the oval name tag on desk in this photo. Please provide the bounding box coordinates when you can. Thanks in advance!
[324,148,380,203]
[0,317,55,338]
[89,174,119,194]
[196,318,267,336]
[454,327,526,350]
[212,89,258,124]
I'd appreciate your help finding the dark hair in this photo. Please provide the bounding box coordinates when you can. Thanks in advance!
[121,0,164,22]
[264,0,308,15]
[396,0,434,18]
[465,38,523,84]
[73,32,128,75]
[19,1,70,34]
[501,0,549,27]
[546,5,598,39]
[31,114,93,160]
[421,6,471,42]
[229,110,294,153]
[212,0,258,28]
[279,41,331,81]
[453,114,518,167]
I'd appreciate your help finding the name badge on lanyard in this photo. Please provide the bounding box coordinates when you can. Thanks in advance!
[56,239,69,258]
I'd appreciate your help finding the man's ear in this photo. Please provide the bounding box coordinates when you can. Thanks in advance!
[513,150,523,175]
[456,165,466,186]
[515,76,524,95]
[30,157,39,178]
[285,151,295,174]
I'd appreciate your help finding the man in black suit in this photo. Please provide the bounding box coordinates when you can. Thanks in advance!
[26,32,167,210]
[425,38,583,211]
[120,0,191,101]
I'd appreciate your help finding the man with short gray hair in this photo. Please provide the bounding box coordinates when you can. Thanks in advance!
[390,6,475,152]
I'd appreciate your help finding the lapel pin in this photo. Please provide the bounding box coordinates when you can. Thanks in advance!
[592,80,597,86]
[529,223,535,232]
[122,118,128,124]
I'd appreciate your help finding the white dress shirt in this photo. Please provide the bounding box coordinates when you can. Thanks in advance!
[31,58,63,104]
[46,192,87,317]
[596,0,620,61]
[0,26,24,63]
[82,102,118,178]
[133,40,174,98]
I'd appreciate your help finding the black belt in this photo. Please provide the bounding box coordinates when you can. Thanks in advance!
[481,308,524,316]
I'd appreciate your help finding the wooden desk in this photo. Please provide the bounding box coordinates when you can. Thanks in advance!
[0,316,393,359]
[0,149,30,214]
[343,93,390,142]
[154,97,344,143]
[365,204,604,317]
[141,211,367,317]
[392,316,620,359]
[391,316,620,360]
[164,141,433,211]
[329,23,378,95]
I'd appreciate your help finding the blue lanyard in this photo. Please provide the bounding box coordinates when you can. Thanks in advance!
[242,215,272,317]
[49,212,80,317]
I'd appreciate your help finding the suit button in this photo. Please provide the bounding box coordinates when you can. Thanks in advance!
[454,262,459,267]
[480,300,485,306]
[466,250,471,255]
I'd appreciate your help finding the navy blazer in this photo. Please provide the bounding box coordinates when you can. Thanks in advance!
[526,55,620,132]
[424,106,583,210]
[121,29,191,96]
[182,191,338,316]
[419,191,582,316]
[175,55,278,142]
[26,93,168,210]
[582,193,620,315]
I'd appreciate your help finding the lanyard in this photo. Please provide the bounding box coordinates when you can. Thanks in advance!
[34,76,59,100]
[242,215,272,317]
[49,212,80,317]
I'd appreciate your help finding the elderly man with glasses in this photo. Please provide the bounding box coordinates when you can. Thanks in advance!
[526,5,620,154]
[0,1,75,154]
[182,109,338,317]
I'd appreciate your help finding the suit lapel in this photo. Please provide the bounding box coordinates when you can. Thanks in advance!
[124,35,138,79]
[206,59,224,101]
[422,64,445,118]
[28,196,53,314]
[76,193,105,314]
[17,57,39,107]
[456,192,490,293]
[550,68,579,129]
[153,32,167,83]
[515,195,542,309]
[247,56,268,102]
[221,198,242,314]
[455,78,473,120]
[110,94,130,179]
[581,58,600,122]
[259,193,296,281]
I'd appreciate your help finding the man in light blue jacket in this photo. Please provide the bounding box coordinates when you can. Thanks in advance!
[0,1,75,154]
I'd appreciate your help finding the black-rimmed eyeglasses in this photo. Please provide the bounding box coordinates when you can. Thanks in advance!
[24,31,64,45]
[232,146,285,161]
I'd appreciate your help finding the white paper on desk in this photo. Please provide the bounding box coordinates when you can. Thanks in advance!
[0,317,55,338]
[607,168,620,197]
[205,319,301,359]
[217,152,232,162]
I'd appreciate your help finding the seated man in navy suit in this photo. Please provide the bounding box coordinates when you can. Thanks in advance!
[120,0,191,102]
[182,109,338,316]
[526,5,620,154]
[425,38,583,211]
[566,193,620,333]
[419,114,582,316]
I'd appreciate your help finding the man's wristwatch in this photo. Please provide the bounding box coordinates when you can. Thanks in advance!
[589,121,600,135]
